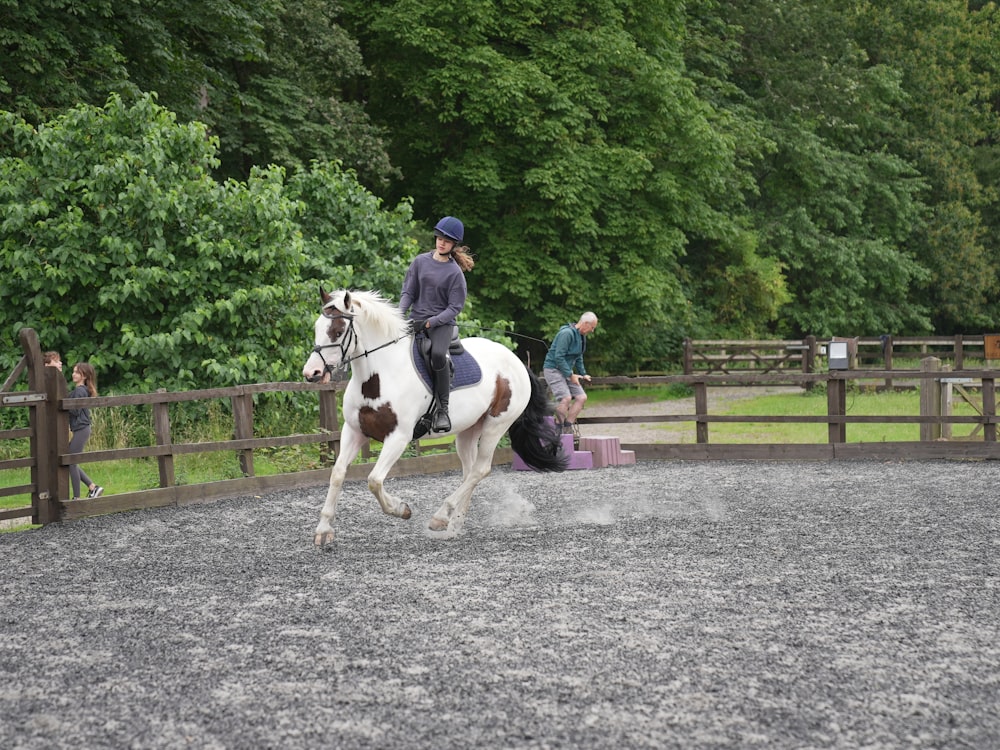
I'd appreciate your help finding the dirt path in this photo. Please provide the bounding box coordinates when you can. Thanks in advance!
[578,385,803,444]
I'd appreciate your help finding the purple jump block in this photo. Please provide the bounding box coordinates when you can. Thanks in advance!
[578,436,635,468]
[513,432,592,471]
[578,436,619,468]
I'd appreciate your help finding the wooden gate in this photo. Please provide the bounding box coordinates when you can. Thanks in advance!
[0,329,58,527]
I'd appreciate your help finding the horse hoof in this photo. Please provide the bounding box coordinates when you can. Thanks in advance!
[401,503,412,520]
[428,517,448,532]
[314,532,335,548]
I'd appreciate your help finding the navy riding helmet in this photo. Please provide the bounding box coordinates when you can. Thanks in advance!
[433,216,464,243]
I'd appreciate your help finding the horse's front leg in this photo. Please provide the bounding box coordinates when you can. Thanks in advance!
[366,430,414,520]
[314,425,367,547]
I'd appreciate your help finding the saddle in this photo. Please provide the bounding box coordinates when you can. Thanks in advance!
[411,330,481,441]
[416,327,465,379]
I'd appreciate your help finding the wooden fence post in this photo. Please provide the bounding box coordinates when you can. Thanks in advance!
[827,375,847,443]
[232,392,255,477]
[919,357,942,442]
[153,390,175,487]
[883,335,894,391]
[24,329,59,524]
[42,364,70,515]
[694,381,708,444]
[683,338,693,376]
[982,376,996,443]
[318,387,339,465]
[939,365,953,440]
[803,335,816,374]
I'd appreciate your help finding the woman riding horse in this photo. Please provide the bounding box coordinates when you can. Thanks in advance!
[398,216,475,433]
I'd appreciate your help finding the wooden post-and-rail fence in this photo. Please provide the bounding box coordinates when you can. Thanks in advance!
[5,328,1000,529]
[580,367,1000,461]
[683,335,991,383]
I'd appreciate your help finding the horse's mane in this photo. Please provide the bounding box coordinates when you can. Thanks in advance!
[344,289,408,341]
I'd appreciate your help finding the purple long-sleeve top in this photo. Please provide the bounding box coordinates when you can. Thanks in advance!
[398,252,467,327]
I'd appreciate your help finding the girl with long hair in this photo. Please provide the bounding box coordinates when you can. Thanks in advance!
[67,362,104,499]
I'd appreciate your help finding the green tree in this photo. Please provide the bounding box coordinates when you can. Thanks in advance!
[0,95,414,390]
[0,0,394,187]
[0,0,127,122]
[287,160,421,295]
[166,0,397,187]
[852,0,1000,332]
[722,0,931,337]
[680,0,789,338]
[343,0,770,371]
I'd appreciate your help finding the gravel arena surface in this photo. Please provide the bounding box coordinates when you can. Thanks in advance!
[2,459,999,749]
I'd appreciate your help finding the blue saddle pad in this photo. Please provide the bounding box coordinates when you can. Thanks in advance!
[411,339,483,393]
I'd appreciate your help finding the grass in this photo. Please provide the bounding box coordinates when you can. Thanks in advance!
[710,387,983,443]
[599,384,984,444]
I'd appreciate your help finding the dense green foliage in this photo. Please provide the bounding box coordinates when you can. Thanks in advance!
[345,0,784,368]
[0,95,417,389]
[0,0,394,186]
[2,0,999,382]
[710,0,933,336]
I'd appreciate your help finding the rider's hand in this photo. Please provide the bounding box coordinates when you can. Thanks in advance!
[409,319,427,334]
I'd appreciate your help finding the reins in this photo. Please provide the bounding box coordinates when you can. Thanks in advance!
[312,311,552,378]
[454,322,551,351]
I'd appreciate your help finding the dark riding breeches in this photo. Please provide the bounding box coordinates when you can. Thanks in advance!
[427,324,454,371]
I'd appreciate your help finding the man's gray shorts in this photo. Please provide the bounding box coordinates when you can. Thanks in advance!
[544,368,585,401]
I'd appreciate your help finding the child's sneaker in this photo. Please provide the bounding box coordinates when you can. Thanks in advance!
[88,486,104,498]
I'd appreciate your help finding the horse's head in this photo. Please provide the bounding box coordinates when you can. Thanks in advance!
[303,287,409,382]
[303,288,357,383]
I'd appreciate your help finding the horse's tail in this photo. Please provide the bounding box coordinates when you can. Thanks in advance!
[508,365,569,472]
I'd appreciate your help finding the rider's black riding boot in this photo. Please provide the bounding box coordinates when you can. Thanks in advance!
[431,364,452,433]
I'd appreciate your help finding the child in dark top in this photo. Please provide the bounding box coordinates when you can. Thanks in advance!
[67,362,104,499]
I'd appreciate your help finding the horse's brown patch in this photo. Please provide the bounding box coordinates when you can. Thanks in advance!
[489,375,512,417]
[327,315,348,343]
[361,374,381,400]
[358,403,397,441]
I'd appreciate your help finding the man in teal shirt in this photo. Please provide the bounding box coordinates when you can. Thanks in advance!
[543,312,599,432]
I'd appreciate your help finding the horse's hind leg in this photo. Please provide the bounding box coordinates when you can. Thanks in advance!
[315,425,367,547]
[454,420,483,480]
[429,423,503,534]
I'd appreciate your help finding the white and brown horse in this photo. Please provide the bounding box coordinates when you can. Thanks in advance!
[303,289,566,546]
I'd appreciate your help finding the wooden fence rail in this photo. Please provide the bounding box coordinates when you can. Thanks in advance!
[580,367,1000,461]
[683,335,992,382]
[683,337,818,375]
[5,329,1000,529]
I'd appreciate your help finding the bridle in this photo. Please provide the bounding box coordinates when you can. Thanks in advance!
[311,306,410,376]
[311,308,357,377]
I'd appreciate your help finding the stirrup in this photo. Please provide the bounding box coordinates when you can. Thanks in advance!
[413,412,433,440]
